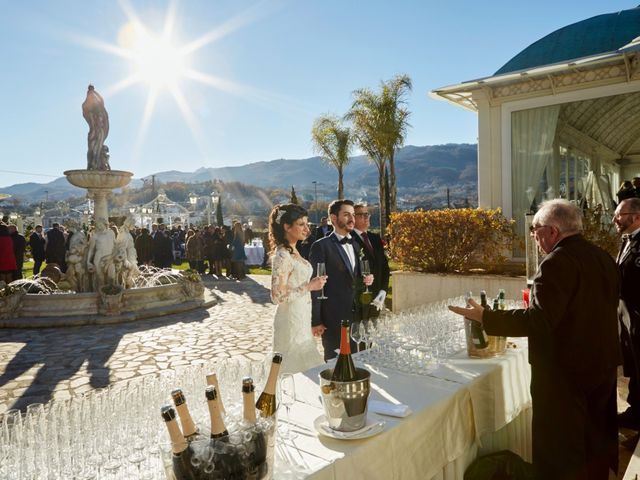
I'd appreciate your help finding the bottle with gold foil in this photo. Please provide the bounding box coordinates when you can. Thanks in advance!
[171,389,200,441]
[205,385,228,439]
[255,353,282,418]
[331,320,357,382]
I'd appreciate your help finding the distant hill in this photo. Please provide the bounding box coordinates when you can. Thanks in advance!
[0,144,478,206]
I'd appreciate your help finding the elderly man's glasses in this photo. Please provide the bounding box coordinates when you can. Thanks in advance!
[529,224,551,234]
[355,213,370,218]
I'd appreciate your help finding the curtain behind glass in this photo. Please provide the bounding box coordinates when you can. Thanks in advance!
[511,105,561,255]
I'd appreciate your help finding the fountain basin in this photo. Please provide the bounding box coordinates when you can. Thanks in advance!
[0,284,216,328]
[64,169,133,190]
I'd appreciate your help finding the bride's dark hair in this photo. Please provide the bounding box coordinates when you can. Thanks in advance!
[269,203,308,254]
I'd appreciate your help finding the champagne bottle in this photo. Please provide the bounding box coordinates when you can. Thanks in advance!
[243,376,267,475]
[171,389,199,441]
[498,289,506,310]
[255,353,282,418]
[205,385,228,439]
[331,320,357,382]
[205,372,226,414]
[161,405,195,480]
[242,377,257,424]
[467,291,488,349]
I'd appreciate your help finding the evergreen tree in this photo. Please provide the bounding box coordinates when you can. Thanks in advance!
[290,186,299,204]
[216,196,224,226]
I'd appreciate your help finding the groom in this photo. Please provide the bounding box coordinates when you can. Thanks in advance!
[310,199,373,361]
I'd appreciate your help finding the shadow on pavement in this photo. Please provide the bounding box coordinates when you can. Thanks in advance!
[203,275,271,305]
[0,307,210,411]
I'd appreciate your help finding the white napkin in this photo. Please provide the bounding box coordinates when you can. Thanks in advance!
[369,400,412,418]
[371,290,387,311]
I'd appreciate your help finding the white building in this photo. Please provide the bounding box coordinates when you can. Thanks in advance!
[432,6,640,252]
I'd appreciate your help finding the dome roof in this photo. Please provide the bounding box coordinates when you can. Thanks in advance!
[495,6,640,75]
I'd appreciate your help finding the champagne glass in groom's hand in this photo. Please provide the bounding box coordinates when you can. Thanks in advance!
[316,262,328,300]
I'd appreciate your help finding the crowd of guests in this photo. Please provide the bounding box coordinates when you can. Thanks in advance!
[0,215,256,283]
[616,176,640,202]
[183,221,254,280]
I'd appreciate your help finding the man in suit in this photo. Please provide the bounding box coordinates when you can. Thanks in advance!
[310,199,373,361]
[45,223,66,272]
[615,198,640,430]
[450,199,620,479]
[314,216,333,241]
[353,203,390,318]
[29,225,46,276]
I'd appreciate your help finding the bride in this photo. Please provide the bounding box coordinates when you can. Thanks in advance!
[269,204,327,374]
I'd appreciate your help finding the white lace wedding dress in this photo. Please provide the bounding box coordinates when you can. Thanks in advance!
[271,246,324,374]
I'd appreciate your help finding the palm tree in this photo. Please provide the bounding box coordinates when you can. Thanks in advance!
[348,74,412,232]
[380,74,412,213]
[347,87,389,232]
[311,115,353,199]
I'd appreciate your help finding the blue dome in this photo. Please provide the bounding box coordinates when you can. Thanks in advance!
[495,7,640,75]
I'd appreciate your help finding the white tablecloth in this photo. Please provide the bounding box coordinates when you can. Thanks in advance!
[244,245,264,265]
[274,340,532,479]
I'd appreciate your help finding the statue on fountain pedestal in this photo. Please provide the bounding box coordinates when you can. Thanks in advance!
[65,231,89,292]
[115,218,140,289]
[87,220,116,291]
[82,84,111,171]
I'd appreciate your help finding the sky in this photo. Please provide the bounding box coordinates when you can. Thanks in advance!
[0,0,634,188]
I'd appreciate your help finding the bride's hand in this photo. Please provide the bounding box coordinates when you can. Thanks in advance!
[308,275,327,291]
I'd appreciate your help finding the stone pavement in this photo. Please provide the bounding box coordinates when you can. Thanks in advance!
[0,275,277,414]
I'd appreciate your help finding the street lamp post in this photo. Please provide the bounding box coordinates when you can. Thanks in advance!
[210,191,219,226]
[312,181,318,224]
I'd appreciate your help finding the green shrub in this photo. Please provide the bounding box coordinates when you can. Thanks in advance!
[388,208,515,273]
[581,205,619,258]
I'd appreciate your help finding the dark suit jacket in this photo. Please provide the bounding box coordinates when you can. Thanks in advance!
[483,234,620,477]
[314,225,333,242]
[353,230,390,297]
[29,232,45,261]
[309,232,363,360]
[618,232,640,378]
[45,228,66,265]
[484,234,620,374]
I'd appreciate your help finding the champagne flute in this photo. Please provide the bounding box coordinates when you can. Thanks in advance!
[350,321,362,354]
[360,259,371,293]
[278,374,297,440]
[316,262,328,300]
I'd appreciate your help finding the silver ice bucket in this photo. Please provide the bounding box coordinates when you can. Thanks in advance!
[319,367,370,432]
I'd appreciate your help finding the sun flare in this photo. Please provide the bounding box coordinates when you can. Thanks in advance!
[118,22,189,89]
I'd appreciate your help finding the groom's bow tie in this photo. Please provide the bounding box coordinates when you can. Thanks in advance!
[339,236,353,245]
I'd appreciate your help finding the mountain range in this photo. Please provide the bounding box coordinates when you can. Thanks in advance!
[0,143,478,207]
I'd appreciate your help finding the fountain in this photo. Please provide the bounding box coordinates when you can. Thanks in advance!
[0,85,213,328]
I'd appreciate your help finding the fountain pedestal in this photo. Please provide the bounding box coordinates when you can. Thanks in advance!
[64,170,133,225]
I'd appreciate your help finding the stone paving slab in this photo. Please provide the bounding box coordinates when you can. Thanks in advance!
[0,275,277,413]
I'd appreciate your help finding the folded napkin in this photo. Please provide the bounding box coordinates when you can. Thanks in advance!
[369,400,412,418]
[371,290,387,311]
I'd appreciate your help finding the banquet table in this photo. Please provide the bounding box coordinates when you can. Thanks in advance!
[244,245,265,265]
[274,339,532,479]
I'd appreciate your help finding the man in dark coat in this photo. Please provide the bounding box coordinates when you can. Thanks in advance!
[8,225,26,280]
[152,225,173,269]
[450,199,621,479]
[29,225,46,275]
[45,223,66,272]
[314,216,333,241]
[309,199,373,361]
[615,198,640,429]
[352,203,390,318]
[134,228,154,265]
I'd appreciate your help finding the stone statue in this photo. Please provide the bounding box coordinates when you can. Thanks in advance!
[65,231,89,292]
[87,220,116,291]
[82,84,110,171]
[114,218,140,288]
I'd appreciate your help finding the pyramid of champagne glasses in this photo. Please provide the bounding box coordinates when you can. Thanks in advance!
[0,356,275,479]
[357,293,520,375]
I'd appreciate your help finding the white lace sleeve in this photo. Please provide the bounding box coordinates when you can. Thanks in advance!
[271,248,309,304]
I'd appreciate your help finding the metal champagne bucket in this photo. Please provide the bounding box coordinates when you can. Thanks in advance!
[319,367,370,432]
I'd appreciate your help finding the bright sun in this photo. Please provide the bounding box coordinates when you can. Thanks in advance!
[118,22,189,90]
